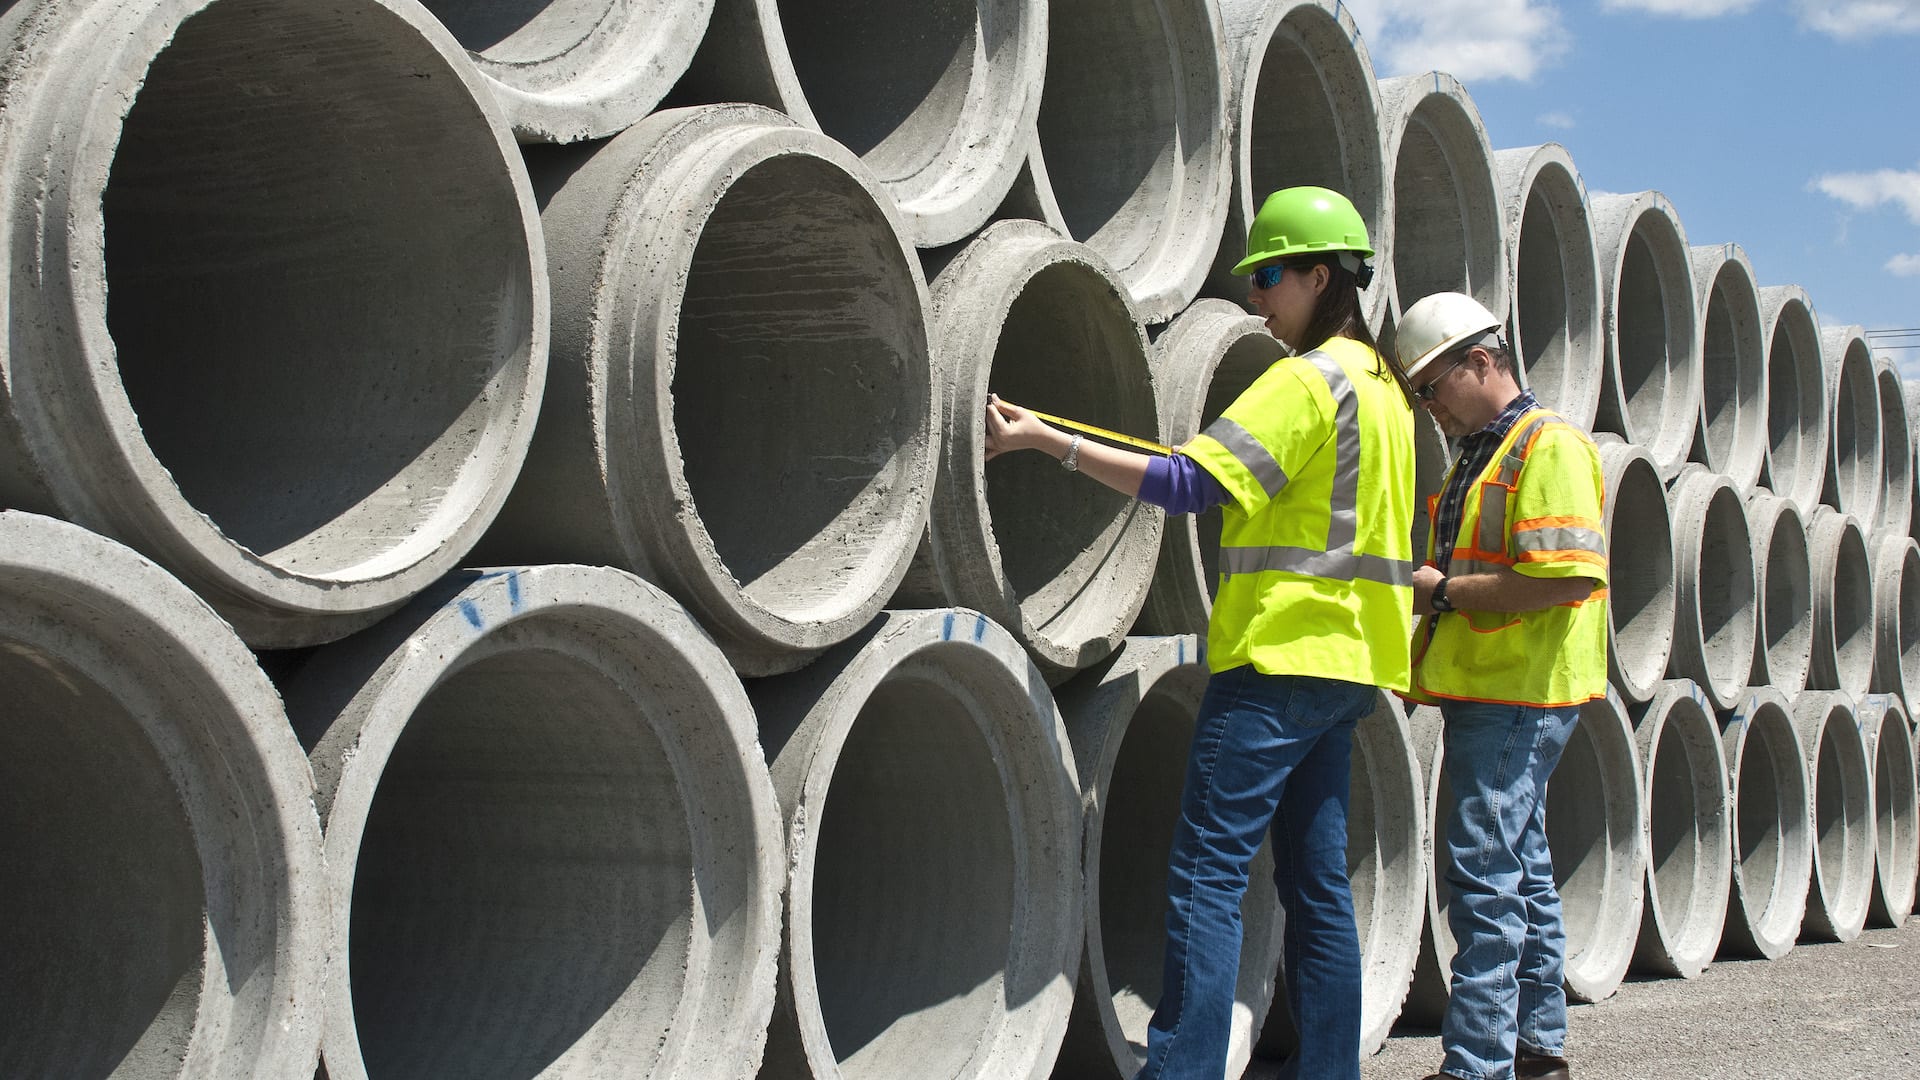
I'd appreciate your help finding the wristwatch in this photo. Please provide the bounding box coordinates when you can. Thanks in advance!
[1431,576,1454,613]
[1061,433,1083,472]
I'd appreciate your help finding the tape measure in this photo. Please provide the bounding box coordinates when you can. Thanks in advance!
[995,399,1173,456]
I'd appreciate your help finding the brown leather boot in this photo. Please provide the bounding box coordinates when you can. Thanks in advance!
[1516,1050,1572,1080]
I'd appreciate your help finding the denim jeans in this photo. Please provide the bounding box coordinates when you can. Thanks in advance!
[1438,699,1581,1080]
[1135,666,1377,1080]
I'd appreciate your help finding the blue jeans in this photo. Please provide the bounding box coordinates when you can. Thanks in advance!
[1438,700,1581,1080]
[1135,666,1377,1080]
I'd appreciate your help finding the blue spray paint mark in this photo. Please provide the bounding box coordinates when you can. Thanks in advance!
[1179,638,1187,665]
[458,599,484,630]
[973,615,986,643]
[943,612,956,641]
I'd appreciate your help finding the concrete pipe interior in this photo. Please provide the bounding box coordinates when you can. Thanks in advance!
[421,0,616,62]
[347,650,693,1079]
[1875,362,1914,538]
[1548,694,1643,1000]
[1694,251,1766,486]
[1603,445,1675,701]
[1676,475,1756,704]
[102,0,536,578]
[1347,694,1422,1052]
[1509,155,1598,426]
[1609,230,1685,449]
[1753,497,1813,693]
[673,153,929,619]
[1809,512,1874,694]
[1727,700,1808,956]
[1877,539,1920,704]
[1802,697,1872,940]
[1762,289,1826,510]
[1640,691,1728,972]
[1825,331,1880,523]
[808,655,1019,1077]
[1866,701,1918,923]
[1387,88,1501,317]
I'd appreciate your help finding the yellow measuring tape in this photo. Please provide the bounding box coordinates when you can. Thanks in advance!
[994,399,1174,456]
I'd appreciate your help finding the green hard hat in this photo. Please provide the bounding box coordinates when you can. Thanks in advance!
[1232,186,1374,275]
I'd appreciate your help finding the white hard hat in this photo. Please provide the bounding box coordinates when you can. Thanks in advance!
[1396,292,1504,379]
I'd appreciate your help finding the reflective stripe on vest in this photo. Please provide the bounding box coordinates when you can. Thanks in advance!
[1201,415,1289,498]
[1449,410,1556,578]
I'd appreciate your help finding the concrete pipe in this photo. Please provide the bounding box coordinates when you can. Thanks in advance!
[0,0,548,648]
[0,511,326,1079]
[1030,0,1231,322]
[1872,535,1920,707]
[1872,356,1914,543]
[482,104,937,677]
[1054,636,1279,1079]
[1687,244,1769,492]
[1629,680,1732,979]
[1910,383,1920,546]
[430,0,713,142]
[749,608,1082,1080]
[1793,690,1875,942]
[1805,506,1876,696]
[669,0,1044,248]
[1554,688,1650,1003]
[1590,192,1701,480]
[282,565,784,1080]
[1378,73,1508,331]
[1717,687,1813,961]
[1410,408,1452,565]
[1666,466,1757,711]
[1404,704,1452,1027]
[1138,300,1285,636]
[1492,143,1603,431]
[1859,694,1919,926]
[1208,0,1391,332]
[905,219,1162,682]
[1599,438,1676,705]
[1821,326,1882,527]
[1747,491,1815,695]
[1758,285,1830,514]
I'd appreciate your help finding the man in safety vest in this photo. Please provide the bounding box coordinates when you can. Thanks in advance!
[1398,292,1608,1080]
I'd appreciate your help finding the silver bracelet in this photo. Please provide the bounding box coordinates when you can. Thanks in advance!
[1061,432,1083,472]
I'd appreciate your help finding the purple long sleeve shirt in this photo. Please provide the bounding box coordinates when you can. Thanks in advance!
[1137,452,1232,515]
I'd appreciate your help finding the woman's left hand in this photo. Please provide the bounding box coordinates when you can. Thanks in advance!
[984,394,1055,461]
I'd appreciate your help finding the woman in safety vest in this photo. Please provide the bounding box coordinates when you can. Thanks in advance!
[985,186,1416,1080]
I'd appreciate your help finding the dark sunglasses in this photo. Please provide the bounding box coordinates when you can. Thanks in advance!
[1251,263,1288,289]
[1412,353,1470,403]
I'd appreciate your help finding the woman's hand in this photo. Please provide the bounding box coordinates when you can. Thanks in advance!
[983,393,1059,462]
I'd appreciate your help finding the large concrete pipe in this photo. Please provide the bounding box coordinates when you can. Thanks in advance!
[0,0,548,648]
[1404,705,1450,1027]
[1030,0,1231,322]
[1666,466,1757,711]
[1717,687,1813,961]
[669,0,1044,248]
[281,566,784,1080]
[481,104,937,677]
[1590,192,1701,480]
[904,219,1162,682]
[1821,325,1882,527]
[1871,535,1920,707]
[1554,689,1650,1003]
[1792,689,1874,942]
[1209,0,1391,332]
[748,608,1082,1080]
[1910,383,1920,545]
[1139,300,1285,636]
[1858,694,1919,927]
[1873,356,1914,542]
[1492,142,1603,431]
[1378,73,1508,332]
[1599,438,1676,705]
[1805,506,1876,696]
[1757,285,1830,514]
[0,511,326,1079]
[1054,636,1280,1079]
[1747,490,1815,695]
[1410,408,1452,568]
[1629,680,1732,978]
[1688,244,1769,492]
[429,0,713,142]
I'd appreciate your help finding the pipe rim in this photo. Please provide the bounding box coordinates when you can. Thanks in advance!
[1720,685,1813,960]
[1669,467,1758,710]
[1495,142,1602,432]
[1758,284,1830,513]
[1822,326,1882,526]
[1860,694,1919,924]
[1599,439,1676,704]
[1591,191,1701,478]
[1688,244,1768,491]
[1379,72,1508,328]
[1556,687,1649,1003]
[1632,680,1733,978]
[1793,689,1875,941]
[1747,491,1815,694]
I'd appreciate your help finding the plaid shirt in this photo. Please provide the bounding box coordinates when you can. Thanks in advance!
[1430,390,1539,575]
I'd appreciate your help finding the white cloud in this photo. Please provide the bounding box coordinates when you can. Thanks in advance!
[1811,164,1920,223]
[1888,253,1920,276]
[1600,0,1758,14]
[1537,111,1577,129]
[1342,0,1570,82]
[1795,1,1920,38]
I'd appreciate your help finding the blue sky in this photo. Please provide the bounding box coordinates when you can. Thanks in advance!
[1339,0,1920,374]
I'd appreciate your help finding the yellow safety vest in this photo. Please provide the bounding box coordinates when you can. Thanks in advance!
[1409,407,1609,707]
[1180,337,1415,690]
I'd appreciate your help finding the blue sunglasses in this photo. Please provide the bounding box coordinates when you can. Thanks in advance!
[1251,263,1288,289]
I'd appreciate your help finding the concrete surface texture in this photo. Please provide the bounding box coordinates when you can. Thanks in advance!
[1759,283,1832,514]
[1667,465,1760,710]
[1872,543,1920,715]
[1822,325,1883,526]
[1553,690,1651,1004]
[1689,242,1770,491]
[1629,679,1733,979]
[1805,506,1877,694]
[1591,191,1703,480]
[1748,490,1818,693]
[1858,694,1920,926]
[1795,689,1876,942]
[1597,437,1678,705]
[1718,686,1815,961]
[1495,142,1604,432]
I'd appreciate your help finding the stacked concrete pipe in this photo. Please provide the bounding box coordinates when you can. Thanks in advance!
[1758,285,1831,514]
[670,0,1045,247]
[1377,72,1508,337]
[1553,688,1651,1003]
[1403,705,1453,1027]
[902,219,1162,681]
[281,565,784,1080]
[432,0,714,142]
[1630,680,1733,978]
[1858,694,1919,927]
[1029,0,1232,322]
[0,0,548,647]
[1666,466,1758,711]
[0,511,327,1079]
[1590,192,1701,479]
[1805,507,1876,696]
[1492,142,1604,430]
[481,104,937,677]
[1910,383,1920,546]
[1139,299,1285,636]
[1717,687,1813,960]
[1210,0,1392,331]
[1793,689,1875,942]
[1747,491,1816,695]
[1820,326,1883,527]
[1410,408,1453,568]
[1872,356,1914,542]
[748,608,1082,1080]
[1054,636,1279,1079]
[1688,244,1769,492]
[1871,536,1920,707]
[1598,438,1677,705]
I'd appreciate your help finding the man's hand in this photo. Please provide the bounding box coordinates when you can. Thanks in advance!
[1413,563,1443,614]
